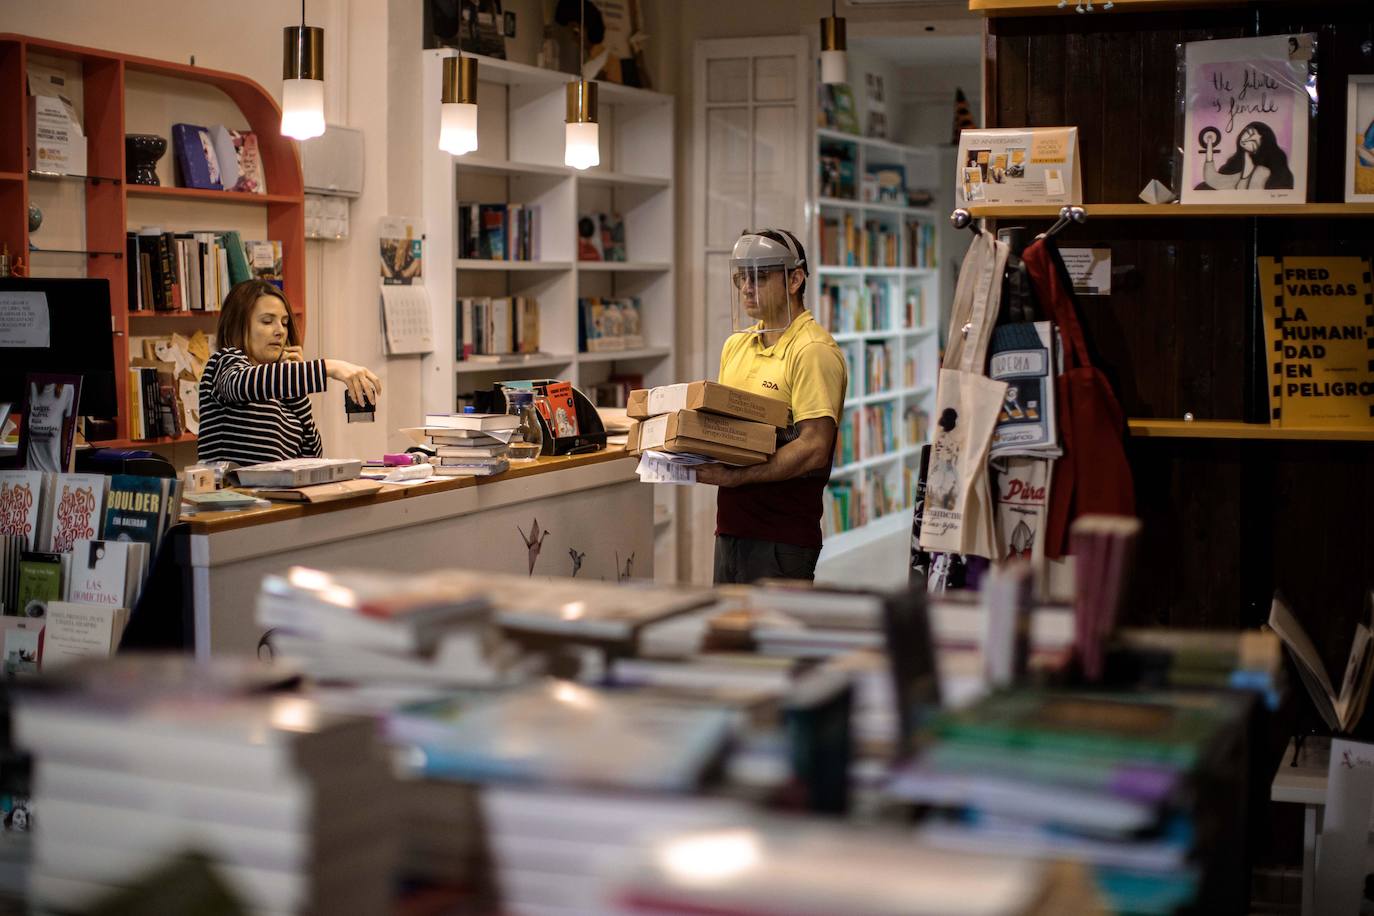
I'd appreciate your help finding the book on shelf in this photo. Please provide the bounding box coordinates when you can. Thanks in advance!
[457,203,541,261]
[457,296,541,359]
[579,296,644,352]
[818,143,857,199]
[0,617,43,675]
[242,239,283,288]
[0,470,55,551]
[599,213,627,262]
[170,123,222,191]
[208,125,267,195]
[817,214,900,268]
[864,164,907,203]
[42,601,130,669]
[865,341,891,394]
[64,539,145,611]
[17,551,66,619]
[19,373,82,474]
[43,473,107,554]
[591,373,644,409]
[102,475,174,555]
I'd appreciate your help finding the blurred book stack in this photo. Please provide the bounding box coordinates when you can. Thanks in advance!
[13,655,399,914]
[258,566,529,687]
[417,412,519,477]
[890,688,1249,914]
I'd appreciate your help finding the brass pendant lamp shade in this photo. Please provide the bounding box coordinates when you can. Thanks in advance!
[439,55,479,155]
[563,0,600,169]
[820,0,847,85]
[281,5,325,140]
[565,78,598,124]
[283,25,324,82]
[443,55,479,105]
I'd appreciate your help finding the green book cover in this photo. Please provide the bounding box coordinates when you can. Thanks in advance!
[16,551,63,619]
[221,230,252,285]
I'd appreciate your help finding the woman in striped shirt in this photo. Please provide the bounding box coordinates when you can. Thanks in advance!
[198,280,380,467]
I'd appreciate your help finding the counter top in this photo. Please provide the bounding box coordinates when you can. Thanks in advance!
[181,447,633,534]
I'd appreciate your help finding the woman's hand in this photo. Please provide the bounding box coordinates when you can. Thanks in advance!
[280,346,305,363]
[326,359,382,406]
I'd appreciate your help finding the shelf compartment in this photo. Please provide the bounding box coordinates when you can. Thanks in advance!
[576,261,671,273]
[456,353,576,374]
[27,247,123,258]
[1127,419,1374,442]
[831,330,901,343]
[456,259,573,272]
[577,347,672,363]
[832,449,907,475]
[454,157,570,178]
[126,185,297,205]
[968,203,1374,219]
[815,129,943,160]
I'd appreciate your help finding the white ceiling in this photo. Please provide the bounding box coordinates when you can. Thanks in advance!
[854,34,983,67]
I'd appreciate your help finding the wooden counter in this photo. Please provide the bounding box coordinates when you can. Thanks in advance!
[183,448,652,657]
[182,448,631,533]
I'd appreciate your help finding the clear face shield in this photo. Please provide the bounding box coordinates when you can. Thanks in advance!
[729,232,805,335]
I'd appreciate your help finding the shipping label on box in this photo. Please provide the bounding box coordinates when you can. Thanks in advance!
[956,127,1080,206]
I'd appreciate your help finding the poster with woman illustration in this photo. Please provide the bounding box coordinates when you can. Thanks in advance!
[1181,34,1314,204]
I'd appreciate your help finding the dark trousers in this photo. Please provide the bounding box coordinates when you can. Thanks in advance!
[713,534,822,585]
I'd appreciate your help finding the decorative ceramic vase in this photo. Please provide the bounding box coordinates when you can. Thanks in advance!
[124,133,166,186]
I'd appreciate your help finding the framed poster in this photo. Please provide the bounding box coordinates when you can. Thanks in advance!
[1181,34,1314,204]
[1346,75,1374,203]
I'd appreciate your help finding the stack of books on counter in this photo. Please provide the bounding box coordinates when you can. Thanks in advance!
[626,381,789,467]
[888,688,1249,914]
[12,655,400,915]
[235,457,379,503]
[417,412,519,477]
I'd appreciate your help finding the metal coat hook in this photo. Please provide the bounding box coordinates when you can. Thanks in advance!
[951,208,982,238]
[1037,205,1087,240]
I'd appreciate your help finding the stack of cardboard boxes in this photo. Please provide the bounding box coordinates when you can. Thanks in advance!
[626,381,789,466]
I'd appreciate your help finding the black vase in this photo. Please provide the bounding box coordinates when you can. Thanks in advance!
[125,134,166,186]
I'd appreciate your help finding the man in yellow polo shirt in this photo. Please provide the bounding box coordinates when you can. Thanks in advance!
[696,228,848,583]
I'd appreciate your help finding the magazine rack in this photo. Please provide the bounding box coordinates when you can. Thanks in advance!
[486,380,607,457]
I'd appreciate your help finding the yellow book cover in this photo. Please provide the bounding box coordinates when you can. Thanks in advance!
[1260,256,1374,428]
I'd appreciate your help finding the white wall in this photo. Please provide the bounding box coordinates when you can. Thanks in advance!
[6,0,426,459]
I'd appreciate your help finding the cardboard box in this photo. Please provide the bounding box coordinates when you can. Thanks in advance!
[639,410,776,456]
[626,416,769,467]
[627,381,790,429]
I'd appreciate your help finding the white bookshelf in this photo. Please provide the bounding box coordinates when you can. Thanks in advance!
[809,128,942,553]
[420,49,676,416]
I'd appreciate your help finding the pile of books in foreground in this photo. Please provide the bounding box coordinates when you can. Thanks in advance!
[13,655,399,915]
[888,688,1249,914]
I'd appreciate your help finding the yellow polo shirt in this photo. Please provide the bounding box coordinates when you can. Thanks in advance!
[718,309,847,425]
[715,309,848,549]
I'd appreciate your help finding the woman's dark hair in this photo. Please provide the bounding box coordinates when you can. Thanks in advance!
[216,280,299,352]
[1217,121,1294,190]
[755,228,809,301]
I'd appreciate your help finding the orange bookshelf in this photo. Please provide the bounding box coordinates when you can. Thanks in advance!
[0,33,306,446]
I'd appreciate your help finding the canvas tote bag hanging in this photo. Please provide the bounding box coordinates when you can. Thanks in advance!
[919,230,1009,559]
[1020,238,1135,558]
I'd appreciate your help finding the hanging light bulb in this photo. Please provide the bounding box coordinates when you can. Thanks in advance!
[820,0,847,85]
[282,0,325,140]
[564,0,600,170]
[440,55,479,155]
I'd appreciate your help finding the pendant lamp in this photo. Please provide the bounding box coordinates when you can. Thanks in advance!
[820,0,847,85]
[282,0,325,140]
[440,54,479,156]
[564,0,600,170]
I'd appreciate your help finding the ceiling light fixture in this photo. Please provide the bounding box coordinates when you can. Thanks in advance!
[564,0,600,170]
[281,0,326,140]
[820,0,848,85]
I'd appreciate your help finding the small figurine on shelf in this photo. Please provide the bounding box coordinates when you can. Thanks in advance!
[124,134,166,186]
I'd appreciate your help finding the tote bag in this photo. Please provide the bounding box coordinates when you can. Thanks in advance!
[1020,238,1135,557]
[919,231,1009,558]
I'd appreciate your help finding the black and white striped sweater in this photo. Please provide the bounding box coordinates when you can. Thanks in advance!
[197,347,327,466]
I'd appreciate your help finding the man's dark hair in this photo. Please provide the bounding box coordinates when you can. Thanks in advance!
[754,228,809,302]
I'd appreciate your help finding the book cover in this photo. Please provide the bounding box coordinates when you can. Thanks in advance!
[537,381,581,438]
[0,471,49,551]
[577,214,603,261]
[18,373,81,474]
[170,122,222,190]
[222,230,252,285]
[0,618,43,675]
[1181,34,1313,204]
[620,297,645,349]
[599,213,626,262]
[207,125,242,191]
[17,551,63,618]
[988,322,1060,457]
[480,204,507,260]
[242,240,283,288]
[65,540,134,609]
[1259,255,1374,428]
[832,84,860,135]
[45,473,107,554]
[1346,75,1374,203]
[101,475,165,548]
[42,601,128,668]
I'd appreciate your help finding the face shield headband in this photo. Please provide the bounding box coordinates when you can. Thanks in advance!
[729,229,808,335]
